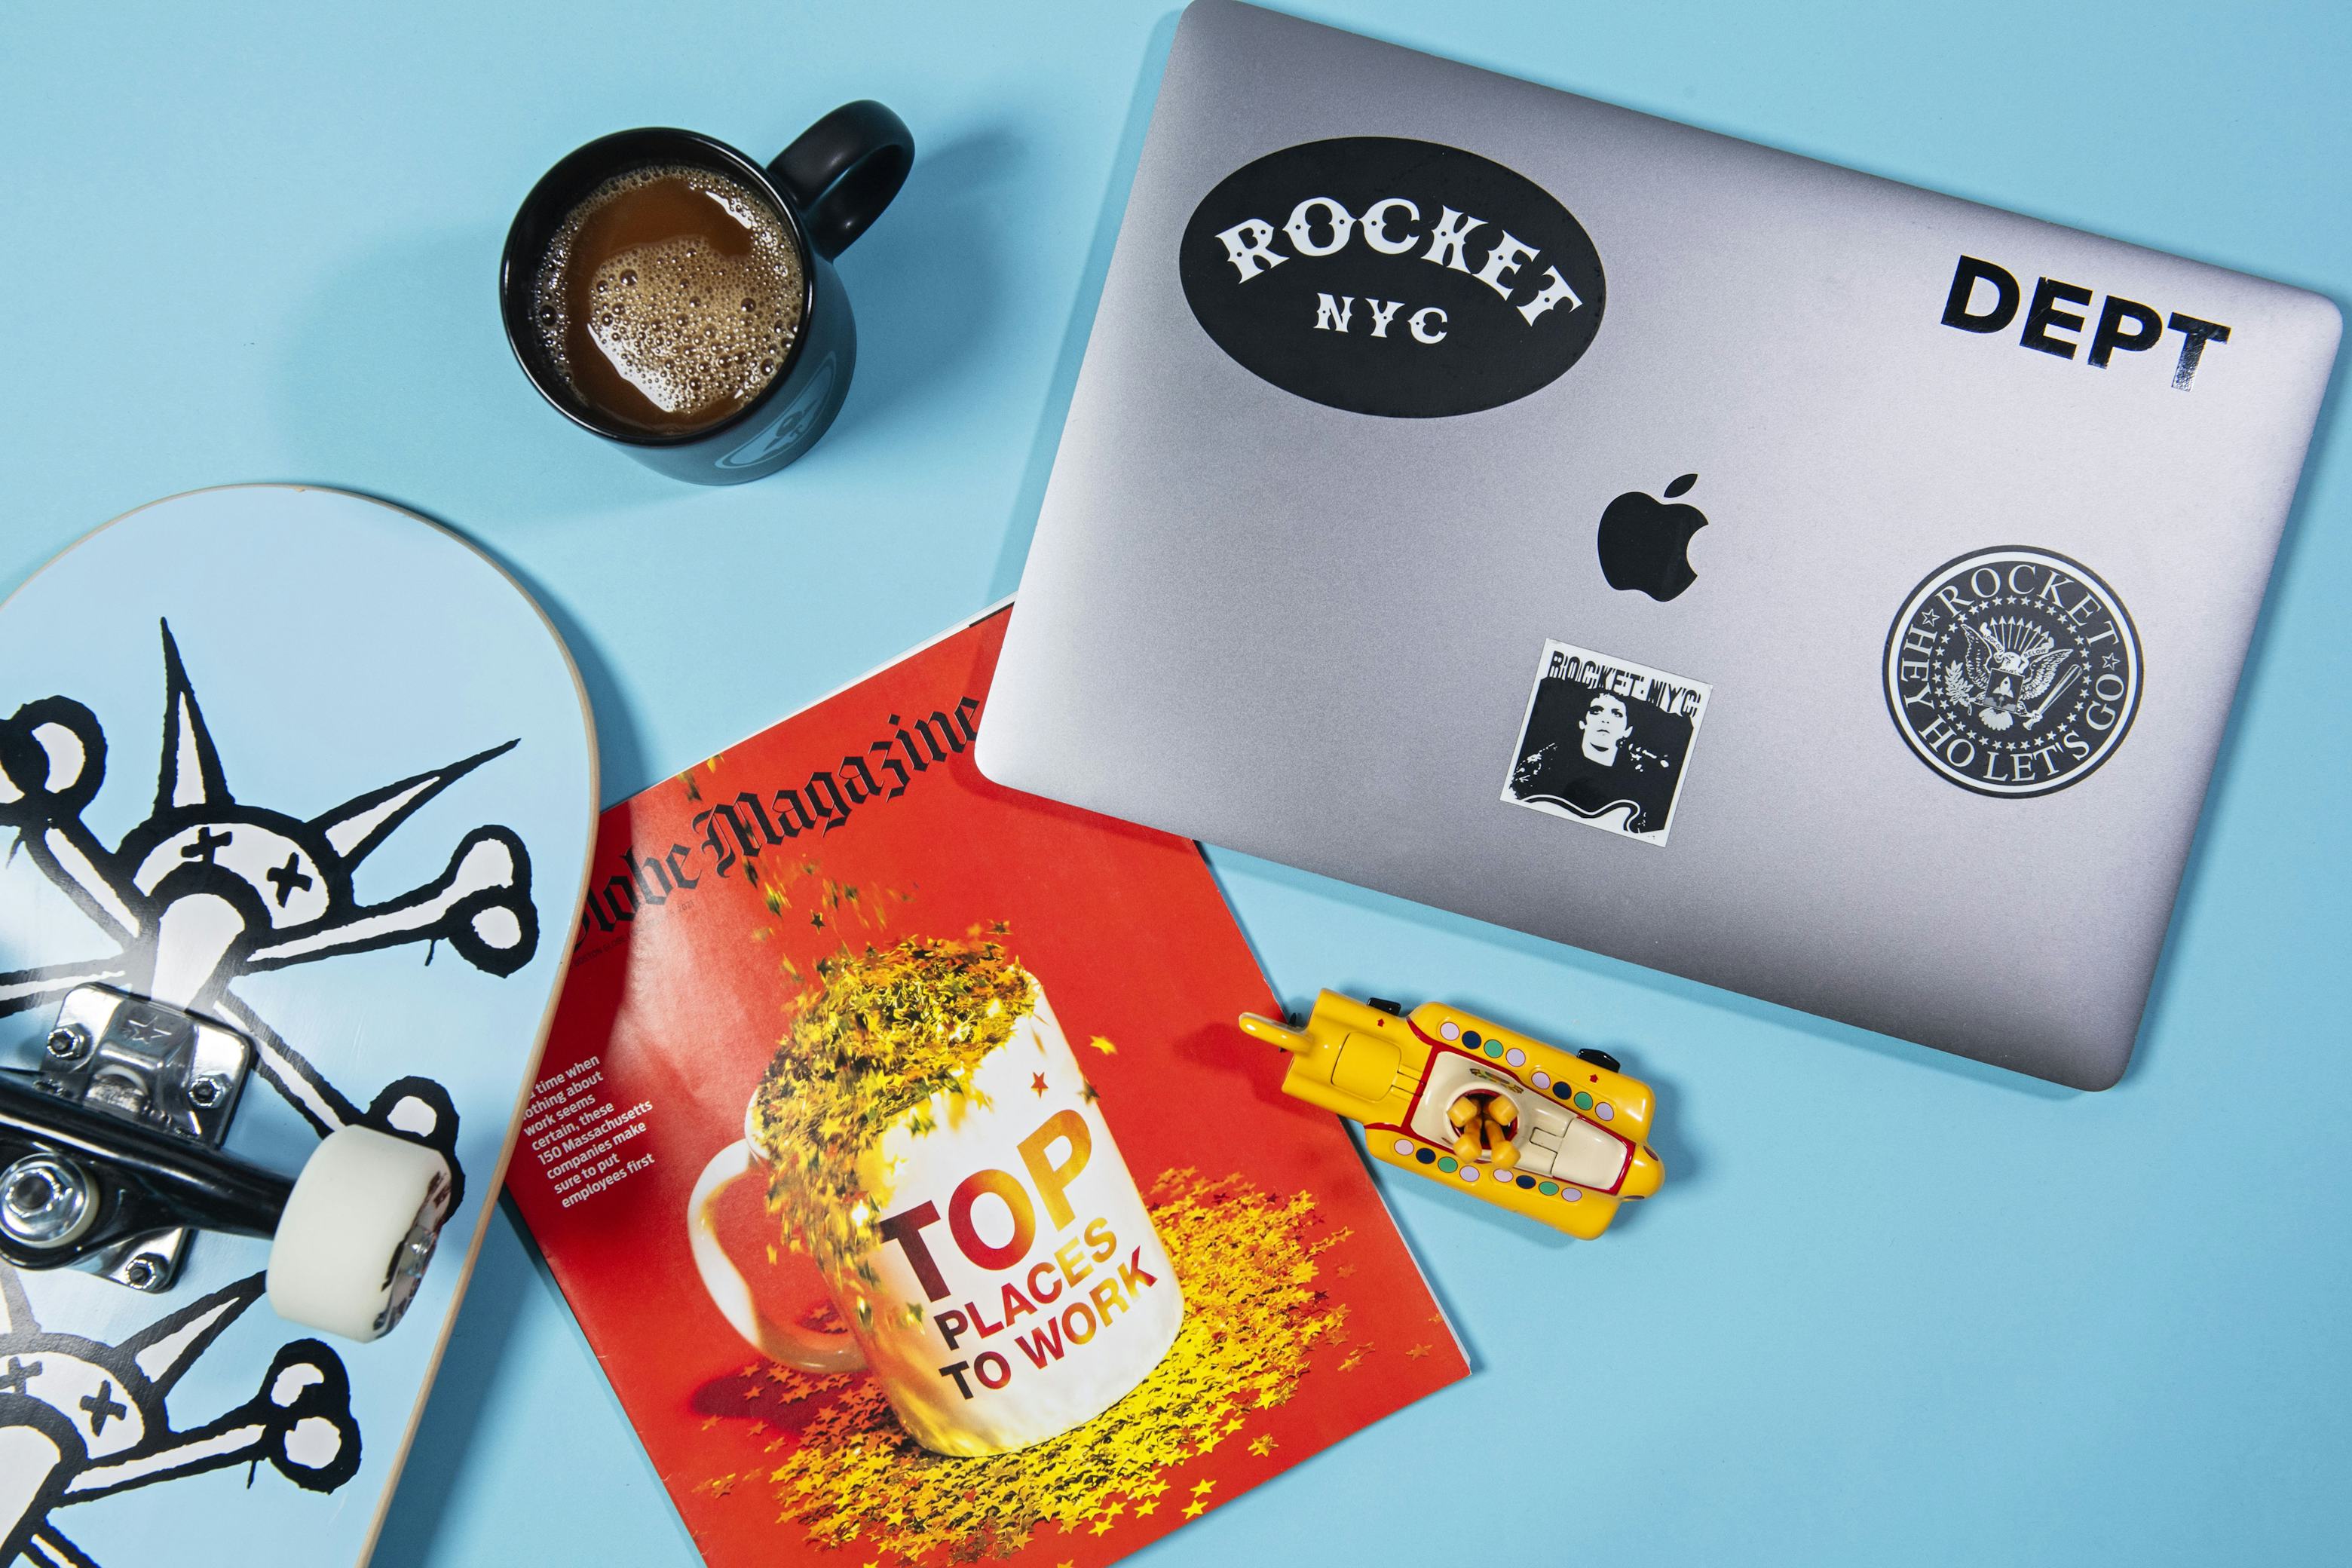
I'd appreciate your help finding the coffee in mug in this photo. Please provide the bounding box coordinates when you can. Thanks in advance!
[687,938,1184,1456]
[501,107,912,483]
[531,165,807,435]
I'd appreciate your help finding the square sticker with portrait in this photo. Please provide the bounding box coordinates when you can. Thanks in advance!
[1502,639,1712,846]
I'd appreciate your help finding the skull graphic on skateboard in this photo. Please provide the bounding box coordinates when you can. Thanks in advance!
[0,488,596,1567]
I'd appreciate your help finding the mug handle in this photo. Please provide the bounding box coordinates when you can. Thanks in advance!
[769,100,914,260]
[687,1140,868,1372]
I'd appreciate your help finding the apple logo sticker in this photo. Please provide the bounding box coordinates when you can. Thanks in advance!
[1597,473,1707,602]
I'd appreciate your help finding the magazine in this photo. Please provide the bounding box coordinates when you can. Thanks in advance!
[507,605,1467,1566]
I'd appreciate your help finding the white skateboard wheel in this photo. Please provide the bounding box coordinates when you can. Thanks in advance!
[267,1126,449,1343]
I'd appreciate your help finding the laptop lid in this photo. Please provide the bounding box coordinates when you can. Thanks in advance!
[976,0,2339,1088]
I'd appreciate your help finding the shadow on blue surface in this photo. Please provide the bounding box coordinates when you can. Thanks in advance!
[372,1202,534,1567]
[820,126,1025,460]
[2130,323,2345,1085]
[991,10,1183,602]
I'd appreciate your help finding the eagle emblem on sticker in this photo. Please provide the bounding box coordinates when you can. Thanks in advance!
[1945,617,2074,731]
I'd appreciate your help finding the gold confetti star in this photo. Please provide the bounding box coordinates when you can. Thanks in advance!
[1135,1500,1159,1517]
[1184,1500,1208,1519]
[1405,1343,1432,1359]
[1337,1351,1364,1371]
[1089,1518,1115,1536]
[1087,1034,1118,1055]
[1248,1435,1276,1456]
[1192,1480,1218,1496]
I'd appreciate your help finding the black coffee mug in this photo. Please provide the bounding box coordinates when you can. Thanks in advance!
[501,103,913,485]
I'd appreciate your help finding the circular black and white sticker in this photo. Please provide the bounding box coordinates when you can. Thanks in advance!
[1882,547,2142,798]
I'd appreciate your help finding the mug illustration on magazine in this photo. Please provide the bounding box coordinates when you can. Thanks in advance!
[688,937,1184,1456]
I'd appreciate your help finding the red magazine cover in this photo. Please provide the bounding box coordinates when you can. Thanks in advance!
[507,606,1468,1567]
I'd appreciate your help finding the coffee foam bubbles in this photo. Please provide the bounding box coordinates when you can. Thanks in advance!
[533,164,804,427]
[579,231,798,417]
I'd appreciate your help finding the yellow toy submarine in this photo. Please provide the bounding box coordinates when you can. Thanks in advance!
[1241,991,1663,1239]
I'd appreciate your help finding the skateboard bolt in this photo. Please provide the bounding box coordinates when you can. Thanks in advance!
[2,1154,93,1248]
[123,1254,168,1290]
[45,1026,89,1062]
[188,1076,227,1108]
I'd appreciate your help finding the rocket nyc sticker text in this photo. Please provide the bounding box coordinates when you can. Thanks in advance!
[1178,136,1606,417]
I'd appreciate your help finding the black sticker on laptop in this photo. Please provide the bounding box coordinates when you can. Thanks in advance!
[1179,136,1606,418]
[1882,547,2142,798]
[1502,641,1710,846]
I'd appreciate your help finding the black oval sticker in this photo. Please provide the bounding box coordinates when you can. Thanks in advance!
[1178,136,1606,418]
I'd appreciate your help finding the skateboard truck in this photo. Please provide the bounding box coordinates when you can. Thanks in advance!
[2,985,452,1341]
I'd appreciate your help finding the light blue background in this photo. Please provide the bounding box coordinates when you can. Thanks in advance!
[3,3,2346,1565]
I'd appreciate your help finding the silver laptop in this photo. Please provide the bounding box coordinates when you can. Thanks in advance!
[976,0,2338,1089]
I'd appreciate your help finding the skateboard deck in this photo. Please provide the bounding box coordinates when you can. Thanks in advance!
[0,487,597,1567]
